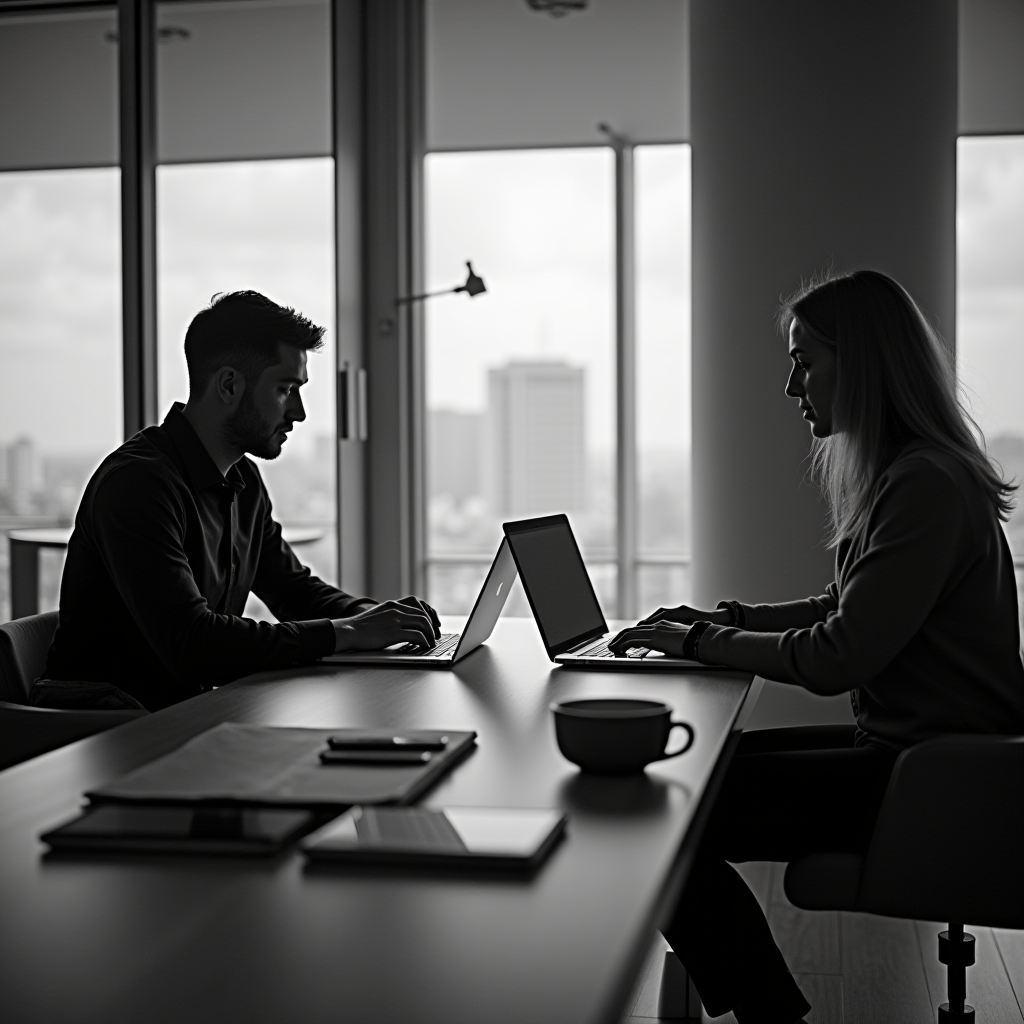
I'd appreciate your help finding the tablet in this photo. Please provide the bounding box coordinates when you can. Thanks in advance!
[302,806,567,870]
[40,805,315,856]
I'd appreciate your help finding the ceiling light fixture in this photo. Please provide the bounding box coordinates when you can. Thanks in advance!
[524,0,589,18]
[104,26,192,45]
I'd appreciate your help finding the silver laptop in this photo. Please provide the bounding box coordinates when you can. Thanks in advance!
[321,539,516,666]
[502,514,703,669]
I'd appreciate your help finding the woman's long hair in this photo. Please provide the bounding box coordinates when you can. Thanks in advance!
[779,269,1014,546]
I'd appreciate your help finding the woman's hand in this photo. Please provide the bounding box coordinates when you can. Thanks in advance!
[637,604,731,627]
[608,621,692,658]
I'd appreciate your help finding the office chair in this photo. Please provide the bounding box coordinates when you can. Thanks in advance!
[0,611,146,771]
[784,734,1024,1022]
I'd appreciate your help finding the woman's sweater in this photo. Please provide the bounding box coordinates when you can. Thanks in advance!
[698,441,1024,749]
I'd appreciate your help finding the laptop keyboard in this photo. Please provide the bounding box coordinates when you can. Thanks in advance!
[392,633,460,657]
[573,639,651,659]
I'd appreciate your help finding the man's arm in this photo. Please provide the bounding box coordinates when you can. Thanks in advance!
[251,511,374,622]
[250,481,440,649]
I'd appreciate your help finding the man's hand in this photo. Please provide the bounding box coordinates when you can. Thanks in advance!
[332,595,442,653]
[636,603,731,627]
[608,620,692,658]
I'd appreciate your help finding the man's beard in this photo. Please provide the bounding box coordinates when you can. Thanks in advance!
[223,389,286,460]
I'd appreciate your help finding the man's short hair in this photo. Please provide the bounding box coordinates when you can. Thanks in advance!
[184,291,326,396]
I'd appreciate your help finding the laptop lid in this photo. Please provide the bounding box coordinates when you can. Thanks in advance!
[502,515,608,659]
[450,538,517,660]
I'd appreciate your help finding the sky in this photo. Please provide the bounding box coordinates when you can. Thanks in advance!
[157,157,336,462]
[424,147,616,450]
[0,167,122,455]
[424,144,692,457]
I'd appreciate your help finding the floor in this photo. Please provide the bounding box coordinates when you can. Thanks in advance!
[621,861,1024,1024]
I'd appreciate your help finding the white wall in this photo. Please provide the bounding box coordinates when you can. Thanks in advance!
[426,0,688,150]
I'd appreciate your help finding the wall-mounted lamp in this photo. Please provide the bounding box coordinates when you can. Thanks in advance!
[396,261,487,306]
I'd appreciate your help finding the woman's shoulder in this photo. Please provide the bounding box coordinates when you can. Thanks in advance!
[879,441,984,511]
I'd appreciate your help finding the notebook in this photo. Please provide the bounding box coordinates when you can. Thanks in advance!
[85,724,477,809]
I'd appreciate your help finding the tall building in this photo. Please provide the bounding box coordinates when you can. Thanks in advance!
[484,361,586,517]
[3,437,40,515]
[428,410,483,502]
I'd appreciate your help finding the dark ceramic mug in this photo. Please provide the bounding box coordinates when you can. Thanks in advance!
[551,698,695,775]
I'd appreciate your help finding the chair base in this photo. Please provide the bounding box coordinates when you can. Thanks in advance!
[937,926,976,1024]
[938,1002,975,1022]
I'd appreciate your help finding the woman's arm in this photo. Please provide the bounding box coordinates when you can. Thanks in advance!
[740,591,837,632]
[636,591,836,632]
[698,458,968,694]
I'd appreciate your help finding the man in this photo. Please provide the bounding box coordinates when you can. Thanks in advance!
[37,291,439,711]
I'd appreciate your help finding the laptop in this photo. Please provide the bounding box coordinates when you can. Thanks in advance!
[502,514,704,669]
[321,538,516,666]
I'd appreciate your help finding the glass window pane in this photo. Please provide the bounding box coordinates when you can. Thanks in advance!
[956,136,1024,612]
[424,148,615,614]
[636,144,691,614]
[0,168,122,620]
[157,158,336,609]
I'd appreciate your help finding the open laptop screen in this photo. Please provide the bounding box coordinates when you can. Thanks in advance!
[503,515,607,656]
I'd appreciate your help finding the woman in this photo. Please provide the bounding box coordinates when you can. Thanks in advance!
[610,269,1024,1022]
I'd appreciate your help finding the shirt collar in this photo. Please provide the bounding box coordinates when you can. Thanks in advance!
[162,403,247,494]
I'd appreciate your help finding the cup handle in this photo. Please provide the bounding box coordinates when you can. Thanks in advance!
[655,720,695,760]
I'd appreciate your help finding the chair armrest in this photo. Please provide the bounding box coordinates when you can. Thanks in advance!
[0,700,147,772]
[858,735,1024,928]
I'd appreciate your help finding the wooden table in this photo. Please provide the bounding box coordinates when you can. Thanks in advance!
[6,526,326,619]
[0,618,757,1024]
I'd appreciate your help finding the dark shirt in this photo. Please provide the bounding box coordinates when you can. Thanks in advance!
[44,404,371,710]
[699,442,1024,749]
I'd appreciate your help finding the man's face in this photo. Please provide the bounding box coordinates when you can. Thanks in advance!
[224,343,308,460]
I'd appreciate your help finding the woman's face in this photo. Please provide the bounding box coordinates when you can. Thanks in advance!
[786,318,837,437]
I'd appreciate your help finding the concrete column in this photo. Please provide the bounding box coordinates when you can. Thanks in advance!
[690,0,957,606]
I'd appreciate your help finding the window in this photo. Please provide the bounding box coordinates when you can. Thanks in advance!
[956,135,1024,606]
[423,144,691,618]
[0,168,122,619]
[0,5,120,622]
[157,157,337,610]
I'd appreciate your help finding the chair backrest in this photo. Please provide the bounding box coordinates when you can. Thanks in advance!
[0,612,59,703]
[859,734,1024,928]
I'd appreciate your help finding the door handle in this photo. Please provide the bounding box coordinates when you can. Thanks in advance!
[357,367,368,441]
[337,364,351,440]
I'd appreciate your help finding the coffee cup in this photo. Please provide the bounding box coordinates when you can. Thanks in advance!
[551,698,695,775]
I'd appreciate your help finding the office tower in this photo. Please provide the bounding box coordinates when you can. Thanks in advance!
[428,410,483,502]
[484,361,586,517]
[6,437,39,515]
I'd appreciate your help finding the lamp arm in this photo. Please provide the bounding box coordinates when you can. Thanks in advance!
[394,286,459,306]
